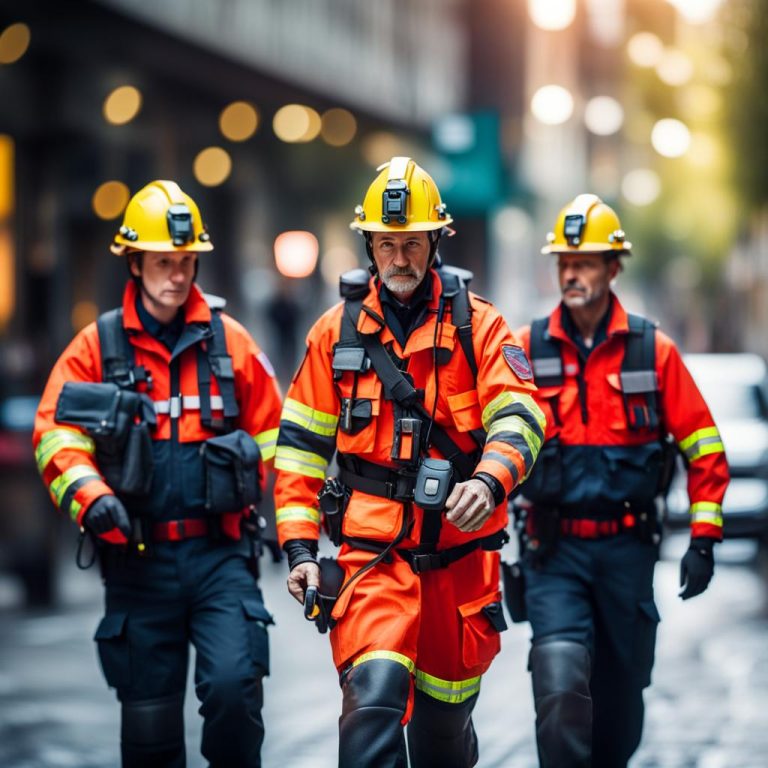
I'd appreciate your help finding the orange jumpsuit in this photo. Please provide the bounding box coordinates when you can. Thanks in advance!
[274,270,545,720]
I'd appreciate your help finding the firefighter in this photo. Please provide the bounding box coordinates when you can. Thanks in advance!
[33,181,282,768]
[274,157,546,768]
[514,194,730,768]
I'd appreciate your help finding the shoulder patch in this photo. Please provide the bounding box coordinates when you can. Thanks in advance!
[502,345,533,380]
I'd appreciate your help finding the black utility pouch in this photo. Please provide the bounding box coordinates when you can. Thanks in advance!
[56,383,155,496]
[56,382,126,437]
[339,398,373,435]
[501,560,528,623]
[202,429,262,514]
[413,458,454,511]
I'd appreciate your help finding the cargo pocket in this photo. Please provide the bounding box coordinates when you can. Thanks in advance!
[94,612,130,690]
[241,598,274,677]
[459,591,504,669]
[600,443,662,505]
[447,390,483,433]
[335,373,380,454]
[632,598,661,688]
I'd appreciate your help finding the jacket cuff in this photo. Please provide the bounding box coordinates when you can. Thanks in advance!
[283,538,319,572]
[473,472,507,507]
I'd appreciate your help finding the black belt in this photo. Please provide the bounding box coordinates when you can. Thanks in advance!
[338,457,418,502]
[341,528,509,574]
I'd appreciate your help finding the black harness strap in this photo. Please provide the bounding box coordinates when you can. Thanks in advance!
[97,308,150,389]
[620,313,659,430]
[96,302,238,431]
[529,311,659,431]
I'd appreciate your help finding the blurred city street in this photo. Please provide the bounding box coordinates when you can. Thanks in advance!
[1,531,767,768]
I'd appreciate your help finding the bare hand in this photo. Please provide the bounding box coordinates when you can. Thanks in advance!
[287,561,320,605]
[445,478,495,533]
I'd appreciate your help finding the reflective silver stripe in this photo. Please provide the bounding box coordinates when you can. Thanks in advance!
[532,357,562,378]
[619,370,657,394]
[153,395,225,417]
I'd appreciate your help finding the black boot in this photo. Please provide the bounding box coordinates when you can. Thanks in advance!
[407,688,479,767]
[338,658,410,768]
[121,693,185,768]
[530,640,592,768]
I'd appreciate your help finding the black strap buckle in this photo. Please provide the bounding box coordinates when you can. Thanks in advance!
[406,550,447,574]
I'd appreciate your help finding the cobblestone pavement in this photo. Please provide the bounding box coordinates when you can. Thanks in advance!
[0,532,766,767]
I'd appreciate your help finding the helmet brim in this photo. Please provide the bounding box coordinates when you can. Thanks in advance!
[349,215,453,233]
[110,239,214,255]
[540,242,632,255]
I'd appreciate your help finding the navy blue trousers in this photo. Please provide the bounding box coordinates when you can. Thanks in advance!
[95,539,272,768]
[523,534,660,768]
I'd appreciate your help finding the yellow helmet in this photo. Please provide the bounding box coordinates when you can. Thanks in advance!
[349,156,453,233]
[110,180,213,255]
[541,193,631,255]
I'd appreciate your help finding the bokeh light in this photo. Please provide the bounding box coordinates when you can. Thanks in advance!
[527,0,576,31]
[360,132,411,167]
[193,147,232,186]
[219,101,259,142]
[621,169,661,206]
[320,108,357,147]
[531,85,574,125]
[92,181,130,220]
[71,301,99,332]
[103,86,142,126]
[666,0,724,25]
[651,118,691,158]
[273,104,321,143]
[274,231,319,278]
[320,245,358,286]
[627,32,663,68]
[584,96,624,136]
[656,48,694,86]
[0,22,30,64]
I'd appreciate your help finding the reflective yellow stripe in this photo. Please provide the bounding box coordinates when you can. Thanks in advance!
[49,465,102,518]
[35,428,95,474]
[275,506,321,526]
[70,499,83,522]
[690,501,723,528]
[253,428,279,462]
[281,397,339,437]
[481,391,546,434]
[414,669,482,704]
[274,446,329,479]
[352,650,415,673]
[486,415,543,460]
[679,427,724,462]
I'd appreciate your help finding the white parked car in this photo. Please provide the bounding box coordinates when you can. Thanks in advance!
[665,353,768,540]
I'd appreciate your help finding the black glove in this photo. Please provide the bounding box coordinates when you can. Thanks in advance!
[679,536,716,600]
[83,495,131,538]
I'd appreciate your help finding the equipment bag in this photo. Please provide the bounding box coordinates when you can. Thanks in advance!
[201,429,261,514]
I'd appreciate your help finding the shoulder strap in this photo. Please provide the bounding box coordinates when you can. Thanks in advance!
[621,313,659,430]
[439,267,478,380]
[197,308,239,431]
[96,308,151,389]
[529,316,563,387]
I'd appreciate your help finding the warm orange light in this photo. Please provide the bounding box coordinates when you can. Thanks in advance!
[273,104,321,143]
[71,301,99,332]
[320,246,358,286]
[274,231,319,278]
[321,109,357,147]
[0,23,30,64]
[103,86,143,125]
[193,147,232,187]
[219,101,259,142]
[0,134,14,219]
[92,181,130,220]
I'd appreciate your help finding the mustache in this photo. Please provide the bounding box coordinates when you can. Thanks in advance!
[383,266,418,278]
[562,280,585,294]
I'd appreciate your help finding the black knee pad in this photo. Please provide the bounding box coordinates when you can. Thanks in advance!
[530,640,591,699]
[342,658,410,714]
[122,693,184,749]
